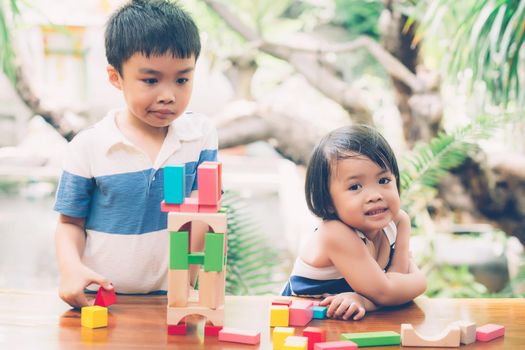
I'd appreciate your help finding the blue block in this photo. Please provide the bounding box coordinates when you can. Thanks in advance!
[313,306,327,319]
[164,165,185,204]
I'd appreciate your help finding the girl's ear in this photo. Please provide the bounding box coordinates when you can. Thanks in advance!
[107,65,123,90]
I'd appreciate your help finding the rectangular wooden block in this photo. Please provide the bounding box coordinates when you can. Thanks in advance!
[167,269,189,307]
[160,200,180,212]
[204,232,224,272]
[476,323,505,342]
[272,298,293,307]
[453,320,476,344]
[81,306,108,329]
[284,336,308,350]
[303,327,326,350]
[314,341,358,350]
[180,197,199,212]
[198,269,225,309]
[167,323,186,335]
[218,327,261,345]
[270,305,289,327]
[312,306,327,319]
[198,162,220,206]
[204,324,223,336]
[167,305,224,327]
[289,300,313,327]
[341,331,400,347]
[164,165,185,204]
[188,252,205,265]
[170,231,189,269]
[168,211,227,234]
[273,327,295,350]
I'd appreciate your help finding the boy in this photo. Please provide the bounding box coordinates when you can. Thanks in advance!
[54,0,217,308]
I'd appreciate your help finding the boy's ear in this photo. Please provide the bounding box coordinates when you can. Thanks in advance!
[107,65,123,90]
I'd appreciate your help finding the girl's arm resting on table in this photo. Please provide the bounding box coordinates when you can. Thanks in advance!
[386,209,410,273]
[55,214,113,308]
[324,221,426,307]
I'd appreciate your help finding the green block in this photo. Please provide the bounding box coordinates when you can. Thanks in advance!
[340,331,400,347]
[170,231,189,269]
[164,165,185,204]
[188,252,205,265]
[204,232,224,272]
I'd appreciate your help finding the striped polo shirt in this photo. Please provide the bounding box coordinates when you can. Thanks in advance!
[54,108,217,294]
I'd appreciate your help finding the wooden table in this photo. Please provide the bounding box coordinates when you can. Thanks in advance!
[0,290,523,349]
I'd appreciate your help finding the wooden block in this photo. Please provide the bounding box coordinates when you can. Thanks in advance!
[400,323,460,347]
[168,211,227,234]
[167,305,224,326]
[284,336,308,350]
[272,298,293,307]
[180,197,199,212]
[204,232,225,272]
[476,323,505,342]
[198,269,225,309]
[188,252,205,265]
[81,306,108,329]
[341,331,401,347]
[312,306,327,319]
[303,327,326,350]
[218,327,261,345]
[289,300,313,327]
[167,323,186,335]
[204,324,223,336]
[161,200,180,212]
[452,320,476,344]
[199,204,219,213]
[167,269,189,307]
[164,165,185,204]
[273,327,295,350]
[311,300,320,306]
[198,162,220,206]
[270,305,289,327]
[94,286,117,307]
[314,341,358,350]
[170,231,189,269]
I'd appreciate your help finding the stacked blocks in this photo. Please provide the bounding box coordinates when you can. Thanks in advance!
[270,298,325,328]
[164,161,227,335]
[303,327,326,350]
[273,327,296,349]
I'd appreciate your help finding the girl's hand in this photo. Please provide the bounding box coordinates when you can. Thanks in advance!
[58,264,113,309]
[320,292,366,321]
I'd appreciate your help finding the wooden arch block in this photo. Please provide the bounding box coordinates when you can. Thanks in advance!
[401,323,460,347]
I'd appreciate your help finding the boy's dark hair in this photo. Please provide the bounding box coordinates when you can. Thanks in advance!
[105,0,201,75]
[305,124,400,220]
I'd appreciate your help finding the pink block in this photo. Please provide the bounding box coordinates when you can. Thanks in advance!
[204,325,223,337]
[180,197,199,212]
[476,324,505,342]
[272,299,293,306]
[289,300,314,326]
[303,326,326,350]
[314,341,358,350]
[198,162,220,206]
[94,286,117,307]
[218,327,261,345]
[312,301,320,306]
[167,323,187,335]
[198,204,219,213]
[161,200,180,212]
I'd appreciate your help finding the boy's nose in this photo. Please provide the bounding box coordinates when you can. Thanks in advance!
[157,90,175,104]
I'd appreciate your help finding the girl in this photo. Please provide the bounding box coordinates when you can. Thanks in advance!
[282,125,426,320]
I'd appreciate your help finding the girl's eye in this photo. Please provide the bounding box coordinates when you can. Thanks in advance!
[349,184,362,191]
[143,78,157,85]
[379,177,391,185]
[177,78,189,85]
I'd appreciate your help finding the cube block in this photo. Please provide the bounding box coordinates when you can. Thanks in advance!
[270,305,289,327]
[81,306,108,328]
[312,306,327,319]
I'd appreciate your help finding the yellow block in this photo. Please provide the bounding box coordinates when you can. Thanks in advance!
[81,306,108,328]
[270,305,289,327]
[272,327,295,350]
[283,336,308,350]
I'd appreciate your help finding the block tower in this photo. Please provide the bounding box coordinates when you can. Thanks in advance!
[161,161,226,336]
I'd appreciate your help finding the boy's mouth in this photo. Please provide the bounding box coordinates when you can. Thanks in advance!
[365,207,388,216]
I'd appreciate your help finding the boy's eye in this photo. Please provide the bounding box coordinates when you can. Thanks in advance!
[142,78,158,85]
[379,177,391,185]
[349,184,362,191]
[177,78,189,85]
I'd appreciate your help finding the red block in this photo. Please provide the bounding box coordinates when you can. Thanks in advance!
[204,325,223,336]
[272,298,293,306]
[94,286,117,307]
[167,323,187,335]
[303,327,326,350]
[198,204,219,213]
[180,197,199,212]
[161,200,180,212]
[198,162,220,206]
[289,300,314,326]
[314,341,358,350]
[218,327,260,345]
[476,324,505,342]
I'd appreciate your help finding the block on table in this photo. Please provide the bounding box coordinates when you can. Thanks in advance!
[94,286,117,307]
[270,305,289,327]
[289,299,313,326]
[341,330,400,347]
[312,306,327,319]
[400,323,460,347]
[273,327,295,349]
[81,306,108,329]
[453,320,476,344]
[218,327,260,345]
[476,323,505,342]
[283,336,308,350]
[314,341,358,350]
[303,326,326,350]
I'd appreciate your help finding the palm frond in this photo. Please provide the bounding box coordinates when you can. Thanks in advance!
[222,191,288,295]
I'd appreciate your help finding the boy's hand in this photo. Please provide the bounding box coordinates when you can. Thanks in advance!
[59,264,113,309]
[320,292,366,320]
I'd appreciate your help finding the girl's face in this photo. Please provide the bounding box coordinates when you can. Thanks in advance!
[328,153,400,236]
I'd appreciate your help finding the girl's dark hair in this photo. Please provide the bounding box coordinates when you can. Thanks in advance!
[305,124,400,220]
[105,0,201,75]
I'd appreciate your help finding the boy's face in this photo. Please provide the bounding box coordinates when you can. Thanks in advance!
[329,153,400,237]
[107,53,195,129]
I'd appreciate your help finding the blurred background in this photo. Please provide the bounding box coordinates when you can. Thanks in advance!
[1,0,524,297]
